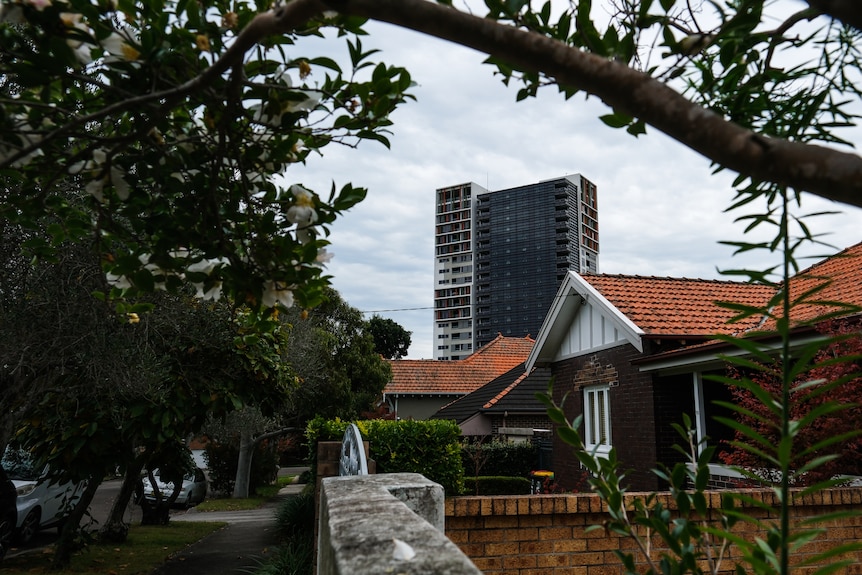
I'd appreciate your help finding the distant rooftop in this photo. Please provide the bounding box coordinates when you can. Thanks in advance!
[385,334,535,396]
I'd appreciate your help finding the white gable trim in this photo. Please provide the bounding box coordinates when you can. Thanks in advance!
[527,272,644,369]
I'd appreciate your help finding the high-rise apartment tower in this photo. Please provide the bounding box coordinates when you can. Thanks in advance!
[433,175,599,360]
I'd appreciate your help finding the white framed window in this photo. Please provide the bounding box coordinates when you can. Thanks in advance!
[584,385,611,457]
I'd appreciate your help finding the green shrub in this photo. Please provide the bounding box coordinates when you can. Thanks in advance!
[203,441,279,496]
[305,417,465,494]
[253,537,314,575]
[275,492,316,540]
[463,476,532,495]
[461,440,538,478]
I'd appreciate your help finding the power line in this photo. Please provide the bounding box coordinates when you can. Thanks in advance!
[360,292,588,315]
[360,306,433,314]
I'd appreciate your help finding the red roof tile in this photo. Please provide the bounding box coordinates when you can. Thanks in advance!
[582,275,775,336]
[760,242,862,329]
[584,242,862,338]
[483,370,530,409]
[385,334,534,396]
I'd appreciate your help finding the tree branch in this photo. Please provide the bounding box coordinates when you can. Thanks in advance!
[7,0,862,210]
[805,0,862,32]
[325,0,862,209]
[0,0,328,169]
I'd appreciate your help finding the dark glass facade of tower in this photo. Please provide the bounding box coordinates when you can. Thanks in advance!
[473,175,598,349]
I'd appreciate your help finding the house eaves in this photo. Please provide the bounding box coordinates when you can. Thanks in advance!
[526,271,645,370]
[634,324,833,375]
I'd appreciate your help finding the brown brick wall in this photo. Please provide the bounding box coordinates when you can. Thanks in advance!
[445,488,862,575]
[551,344,660,492]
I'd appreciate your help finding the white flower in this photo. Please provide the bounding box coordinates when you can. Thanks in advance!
[111,167,130,200]
[316,248,333,265]
[261,281,294,309]
[61,12,94,65]
[285,184,318,225]
[76,150,129,200]
[27,0,52,10]
[295,226,315,245]
[85,177,106,202]
[285,90,322,113]
[194,282,222,300]
[102,30,140,61]
[106,272,132,290]
[187,258,224,275]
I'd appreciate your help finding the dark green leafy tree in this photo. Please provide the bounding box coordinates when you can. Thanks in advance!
[366,314,412,360]
[0,223,292,565]
[283,288,391,422]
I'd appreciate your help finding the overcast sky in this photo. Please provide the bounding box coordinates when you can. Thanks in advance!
[289,11,862,359]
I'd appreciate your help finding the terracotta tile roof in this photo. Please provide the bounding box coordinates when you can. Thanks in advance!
[759,241,862,329]
[384,334,535,396]
[585,242,862,342]
[582,274,775,336]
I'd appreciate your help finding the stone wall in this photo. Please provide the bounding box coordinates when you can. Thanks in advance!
[317,473,481,575]
[445,487,862,575]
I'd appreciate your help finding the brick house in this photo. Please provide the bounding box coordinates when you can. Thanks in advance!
[383,334,534,420]
[432,363,554,442]
[526,242,862,492]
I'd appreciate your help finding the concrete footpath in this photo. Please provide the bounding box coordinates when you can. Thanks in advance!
[152,481,306,575]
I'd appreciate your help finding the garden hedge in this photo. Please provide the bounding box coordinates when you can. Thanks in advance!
[305,417,465,494]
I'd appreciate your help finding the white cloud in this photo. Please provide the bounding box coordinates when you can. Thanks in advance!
[292,16,862,359]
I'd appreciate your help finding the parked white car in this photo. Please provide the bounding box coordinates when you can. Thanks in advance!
[0,449,82,545]
[141,468,207,508]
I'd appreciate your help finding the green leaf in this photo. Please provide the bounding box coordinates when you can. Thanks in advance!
[599,112,632,128]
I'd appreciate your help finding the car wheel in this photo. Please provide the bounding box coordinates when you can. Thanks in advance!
[0,512,15,559]
[15,508,40,545]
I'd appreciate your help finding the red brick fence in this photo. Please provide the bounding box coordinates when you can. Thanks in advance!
[445,488,862,575]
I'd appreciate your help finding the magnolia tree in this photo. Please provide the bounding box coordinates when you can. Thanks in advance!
[1,0,414,316]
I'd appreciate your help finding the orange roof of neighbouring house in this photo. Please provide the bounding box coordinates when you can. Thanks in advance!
[582,274,776,336]
[384,334,535,396]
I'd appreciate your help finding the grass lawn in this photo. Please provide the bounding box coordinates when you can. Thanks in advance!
[0,522,225,575]
[193,476,294,512]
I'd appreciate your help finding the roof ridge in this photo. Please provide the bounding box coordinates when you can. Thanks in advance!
[463,333,535,363]
[483,369,530,409]
[583,272,768,286]
[789,241,862,279]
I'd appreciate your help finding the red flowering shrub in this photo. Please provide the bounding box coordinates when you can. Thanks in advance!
[719,319,862,485]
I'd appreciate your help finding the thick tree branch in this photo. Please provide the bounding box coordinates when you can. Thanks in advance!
[805,0,862,32]
[7,0,862,210]
[326,0,862,209]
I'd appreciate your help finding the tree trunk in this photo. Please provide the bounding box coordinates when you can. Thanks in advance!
[139,468,184,525]
[51,475,102,570]
[99,459,145,543]
[232,427,254,499]
[231,427,298,499]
